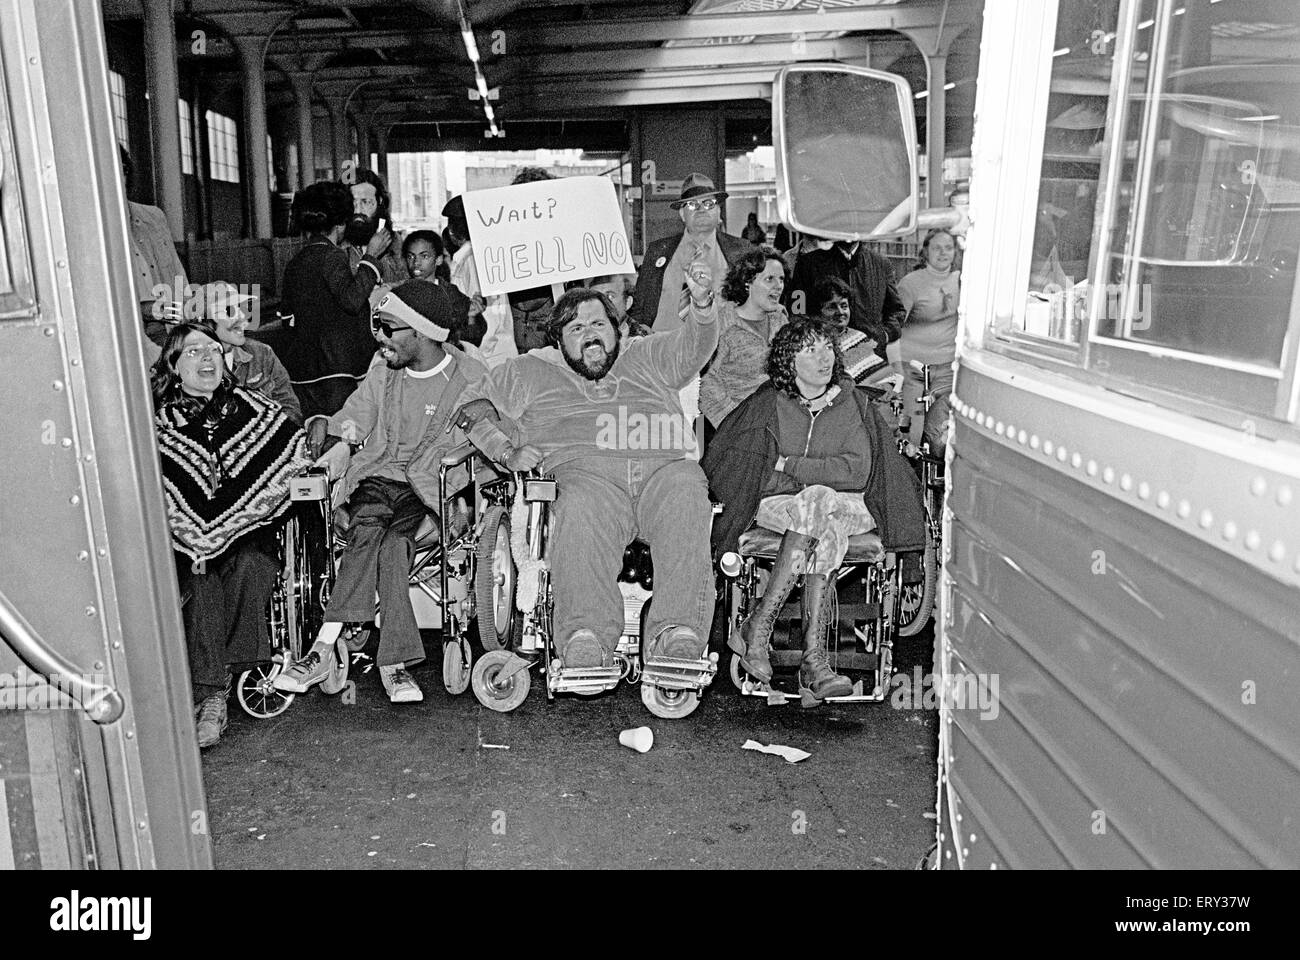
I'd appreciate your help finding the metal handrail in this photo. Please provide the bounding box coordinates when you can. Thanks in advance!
[0,587,124,724]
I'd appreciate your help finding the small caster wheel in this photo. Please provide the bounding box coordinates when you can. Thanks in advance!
[443,635,472,695]
[641,682,699,719]
[472,649,530,713]
[320,637,351,695]
[237,664,295,719]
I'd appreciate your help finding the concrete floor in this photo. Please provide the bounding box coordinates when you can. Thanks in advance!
[201,629,938,869]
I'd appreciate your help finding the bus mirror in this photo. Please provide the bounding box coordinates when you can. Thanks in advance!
[773,64,919,241]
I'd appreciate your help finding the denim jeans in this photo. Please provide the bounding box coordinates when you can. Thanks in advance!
[325,477,428,668]
[550,457,715,655]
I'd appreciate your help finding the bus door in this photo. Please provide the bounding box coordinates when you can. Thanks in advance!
[0,0,210,869]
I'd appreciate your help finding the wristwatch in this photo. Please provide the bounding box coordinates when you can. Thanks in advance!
[690,291,716,311]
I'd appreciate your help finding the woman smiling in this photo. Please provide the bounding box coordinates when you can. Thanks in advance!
[152,323,308,748]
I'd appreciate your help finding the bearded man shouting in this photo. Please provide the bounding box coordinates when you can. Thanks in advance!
[454,271,718,671]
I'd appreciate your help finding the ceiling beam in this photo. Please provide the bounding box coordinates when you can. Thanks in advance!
[517,36,870,75]
[507,4,977,47]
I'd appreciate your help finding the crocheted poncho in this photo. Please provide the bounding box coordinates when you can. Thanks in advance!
[156,385,309,561]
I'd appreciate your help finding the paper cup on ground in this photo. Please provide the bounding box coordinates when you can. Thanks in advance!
[618,726,653,753]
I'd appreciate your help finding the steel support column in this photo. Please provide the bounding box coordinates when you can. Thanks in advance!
[141,0,184,239]
[233,36,272,238]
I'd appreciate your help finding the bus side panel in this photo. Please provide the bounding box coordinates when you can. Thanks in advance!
[0,0,210,868]
[938,366,1300,869]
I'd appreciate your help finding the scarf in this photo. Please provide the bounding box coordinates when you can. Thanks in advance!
[156,385,309,561]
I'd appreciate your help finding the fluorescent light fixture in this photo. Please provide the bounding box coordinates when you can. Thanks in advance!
[462,27,480,62]
[476,74,490,99]
[1053,47,1070,56]
[484,103,495,121]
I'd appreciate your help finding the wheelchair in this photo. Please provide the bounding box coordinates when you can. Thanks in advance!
[718,525,905,707]
[892,360,943,637]
[468,471,720,720]
[233,443,496,719]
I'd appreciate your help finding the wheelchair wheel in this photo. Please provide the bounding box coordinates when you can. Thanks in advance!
[320,636,350,695]
[475,505,517,651]
[442,636,472,696]
[641,682,699,719]
[472,649,530,712]
[237,664,295,719]
[898,531,937,637]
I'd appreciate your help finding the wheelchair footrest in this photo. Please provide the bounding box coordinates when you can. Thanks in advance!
[640,653,719,691]
[740,677,886,704]
[548,663,622,695]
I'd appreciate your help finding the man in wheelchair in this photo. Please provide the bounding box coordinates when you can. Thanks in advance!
[703,317,926,703]
[454,277,719,675]
[274,281,485,704]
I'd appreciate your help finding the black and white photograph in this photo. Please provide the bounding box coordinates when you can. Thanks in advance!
[0,0,1294,913]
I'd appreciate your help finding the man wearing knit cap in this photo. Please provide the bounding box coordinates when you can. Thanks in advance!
[275,280,487,704]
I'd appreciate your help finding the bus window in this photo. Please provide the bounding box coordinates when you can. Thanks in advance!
[1097,2,1299,368]
[1087,0,1300,419]
[1012,0,1126,346]
[0,71,35,320]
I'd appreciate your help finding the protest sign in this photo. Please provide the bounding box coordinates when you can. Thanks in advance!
[463,176,634,296]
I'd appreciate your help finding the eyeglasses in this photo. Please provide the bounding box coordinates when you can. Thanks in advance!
[181,345,224,362]
[370,312,412,339]
[683,198,719,212]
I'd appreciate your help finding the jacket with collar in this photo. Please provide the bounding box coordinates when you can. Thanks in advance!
[229,338,303,425]
[701,380,925,561]
[324,346,486,511]
[630,229,754,330]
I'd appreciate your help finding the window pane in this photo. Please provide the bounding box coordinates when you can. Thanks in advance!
[178,99,193,175]
[1097,0,1300,369]
[1015,1,1124,345]
[109,70,130,150]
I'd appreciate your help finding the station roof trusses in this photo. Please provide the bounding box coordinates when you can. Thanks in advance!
[102,0,982,131]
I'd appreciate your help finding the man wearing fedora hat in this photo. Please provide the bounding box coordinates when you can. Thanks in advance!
[629,172,754,333]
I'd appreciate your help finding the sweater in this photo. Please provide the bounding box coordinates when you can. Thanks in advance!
[897,265,960,366]
[322,346,486,511]
[698,301,788,427]
[461,301,719,471]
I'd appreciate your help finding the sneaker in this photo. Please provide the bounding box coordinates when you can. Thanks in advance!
[272,645,334,693]
[558,629,606,669]
[379,664,424,703]
[646,624,704,662]
[195,692,228,749]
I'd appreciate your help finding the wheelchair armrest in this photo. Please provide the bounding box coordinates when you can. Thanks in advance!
[440,440,479,468]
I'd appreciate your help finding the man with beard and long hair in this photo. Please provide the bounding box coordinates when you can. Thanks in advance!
[451,278,719,674]
[274,280,487,705]
[343,168,406,291]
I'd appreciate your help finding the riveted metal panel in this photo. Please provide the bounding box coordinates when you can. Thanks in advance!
[937,357,1300,868]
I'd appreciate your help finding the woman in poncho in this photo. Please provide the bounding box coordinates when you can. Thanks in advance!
[152,323,309,748]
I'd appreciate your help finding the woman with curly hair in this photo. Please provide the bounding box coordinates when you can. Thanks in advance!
[702,317,873,697]
[152,323,309,748]
[698,246,788,427]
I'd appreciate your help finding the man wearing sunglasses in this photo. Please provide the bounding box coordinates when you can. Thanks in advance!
[274,280,487,705]
[629,172,755,333]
